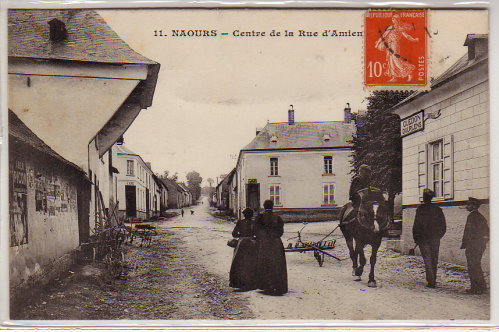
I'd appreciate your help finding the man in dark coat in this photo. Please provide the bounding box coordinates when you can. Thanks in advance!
[461,197,489,294]
[341,164,372,222]
[413,189,446,288]
[349,164,372,206]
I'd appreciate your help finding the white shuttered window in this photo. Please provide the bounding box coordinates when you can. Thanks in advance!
[417,135,454,201]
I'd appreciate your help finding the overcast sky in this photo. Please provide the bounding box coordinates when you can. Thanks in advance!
[98,9,488,185]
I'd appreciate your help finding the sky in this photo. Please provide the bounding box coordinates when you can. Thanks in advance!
[97,9,488,185]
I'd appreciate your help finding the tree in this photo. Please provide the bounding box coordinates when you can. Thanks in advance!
[207,178,214,188]
[158,170,178,182]
[186,171,203,201]
[350,90,412,211]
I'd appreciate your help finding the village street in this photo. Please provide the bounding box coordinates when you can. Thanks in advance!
[16,197,489,322]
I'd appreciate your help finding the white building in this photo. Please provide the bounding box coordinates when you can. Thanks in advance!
[8,9,159,300]
[390,34,489,266]
[8,9,160,234]
[116,145,161,220]
[233,106,355,221]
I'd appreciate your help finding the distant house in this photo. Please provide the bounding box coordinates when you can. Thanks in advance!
[160,178,192,209]
[9,110,89,304]
[177,183,193,207]
[215,169,235,212]
[233,106,355,221]
[153,174,169,217]
[115,144,161,220]
[389,34,489,266]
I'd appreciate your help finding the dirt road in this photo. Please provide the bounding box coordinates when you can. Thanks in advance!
[14,198,489,321]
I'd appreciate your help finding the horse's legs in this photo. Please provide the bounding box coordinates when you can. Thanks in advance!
[346,237,358,277]
[341,225,358,278]
[354,241,366,278]
[368,242,381,287]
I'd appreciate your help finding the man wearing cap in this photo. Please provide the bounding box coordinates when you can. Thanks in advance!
[413,188,446,288]
[461,197,489,294]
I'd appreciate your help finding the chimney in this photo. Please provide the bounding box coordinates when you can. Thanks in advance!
[288,105,295,125]
[464,34,488,61]
[344,103,352,123]
[48,18,67,42]
[256,127,263,136]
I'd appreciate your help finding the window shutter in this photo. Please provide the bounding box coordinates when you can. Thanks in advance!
[417,143,427,202]
[442,135,454,199]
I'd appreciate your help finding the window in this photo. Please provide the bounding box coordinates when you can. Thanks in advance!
[126,160,134,176]
[418,136,454,201]
[270,158,279,176]
[430,140,444,197]
[324,156,333,174]
[269,185,281,206]
[323,183,335,205]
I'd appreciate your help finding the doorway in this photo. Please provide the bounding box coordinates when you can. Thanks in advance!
[246,183,260,211]
[125,185,137,217]
[146,188,150,218]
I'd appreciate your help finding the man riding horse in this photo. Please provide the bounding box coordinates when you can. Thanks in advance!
[339,164,390,287]
[341,165,376,226]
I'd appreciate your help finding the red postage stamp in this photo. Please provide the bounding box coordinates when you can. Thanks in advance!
[364,10,428,88]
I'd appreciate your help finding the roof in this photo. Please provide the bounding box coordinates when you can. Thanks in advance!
[242,121,355,151]
[116,144,157,175]
[9,110,84,173]
[116,144,138,156]
[177,183,191,194]
[160,178,184,193]
[390,34,488,111]
[216,168,236,189]
[152,173,165,189]
[8,9,156,65]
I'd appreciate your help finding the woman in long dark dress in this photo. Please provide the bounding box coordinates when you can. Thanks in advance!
[229,208,257,290]
[255,200,288,295]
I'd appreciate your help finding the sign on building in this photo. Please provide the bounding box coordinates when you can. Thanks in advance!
[401,110,425,137]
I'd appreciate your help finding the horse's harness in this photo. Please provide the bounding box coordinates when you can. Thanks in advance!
[342,188,390,233]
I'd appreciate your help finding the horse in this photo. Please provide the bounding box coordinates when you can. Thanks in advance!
[339,187,390,287]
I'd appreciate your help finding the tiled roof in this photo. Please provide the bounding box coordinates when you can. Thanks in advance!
[390,34,488,111]
[8,9,156,65]
[242,121,355,151]
[9,110,84,172]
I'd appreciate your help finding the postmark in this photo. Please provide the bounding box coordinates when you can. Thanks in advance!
[364,10,428,88]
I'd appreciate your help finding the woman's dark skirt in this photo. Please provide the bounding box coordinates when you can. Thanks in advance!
[229,237,257,290]
[256,238,288,295]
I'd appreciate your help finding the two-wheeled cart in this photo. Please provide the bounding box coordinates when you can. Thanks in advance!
[284,223,343,267]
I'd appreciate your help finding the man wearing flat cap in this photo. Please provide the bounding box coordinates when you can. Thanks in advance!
[413,188,446,288]
[461,197,489,294]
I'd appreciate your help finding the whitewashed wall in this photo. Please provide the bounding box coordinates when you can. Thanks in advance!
[397,64,488,206]
[236,149,352,213]
[393,61,489,266]
[8,60,146,170]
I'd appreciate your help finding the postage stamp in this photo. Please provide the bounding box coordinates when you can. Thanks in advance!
[364,10,428,88]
